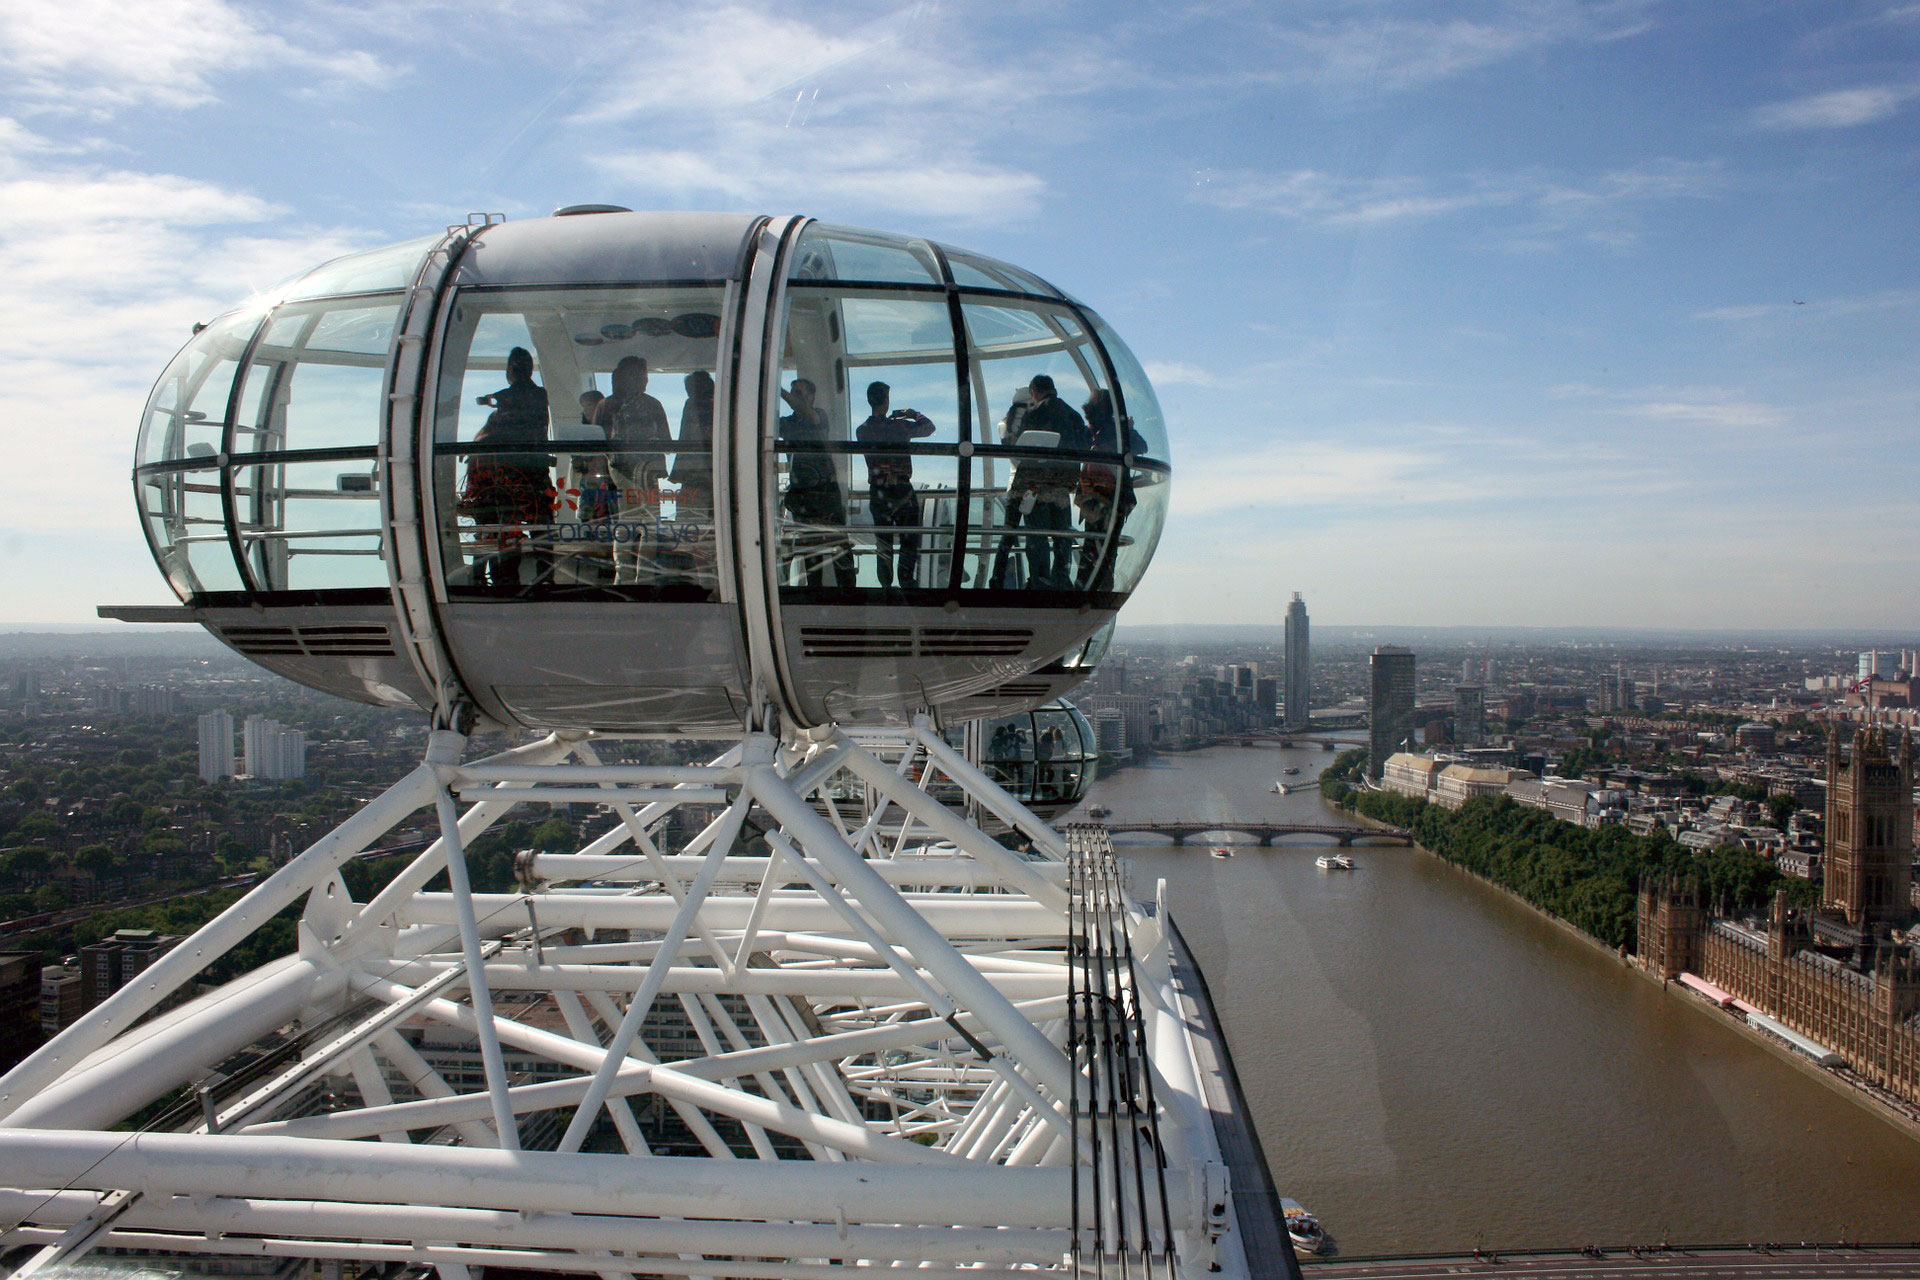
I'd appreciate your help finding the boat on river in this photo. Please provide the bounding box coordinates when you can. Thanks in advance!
[1280,1198,1328,1254]
[1283,766,1301,776]
[1272,781,1291,795]
[1210,846,1233,859]
[1315,854,1355,871]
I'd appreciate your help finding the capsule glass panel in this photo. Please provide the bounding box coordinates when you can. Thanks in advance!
[961,301,1115,595]
[133,467,243,597]
[232,458,385,592]
[430,285,728,598]
[787,223,942,286]
[211,294,401,594]
[133,310,264,600]
[135,310,260,471]
[1082,312,1171,594]
[281,235,437,301]
[776,288,965,594]
[942,248,1062,298]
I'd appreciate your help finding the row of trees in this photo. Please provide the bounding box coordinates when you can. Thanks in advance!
[1320,750,1812,950]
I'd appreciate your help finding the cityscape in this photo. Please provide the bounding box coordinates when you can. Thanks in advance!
[1,0,1917,1275]
[6,611,1917,1130]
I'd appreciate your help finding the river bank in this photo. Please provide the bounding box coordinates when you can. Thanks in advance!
[1085,746,1920,1254]
[1322,791,1920,1146]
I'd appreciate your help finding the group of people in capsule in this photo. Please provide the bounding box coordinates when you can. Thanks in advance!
[459,348,1141,593]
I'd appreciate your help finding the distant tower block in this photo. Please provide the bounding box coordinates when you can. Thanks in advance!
[1453,683,1485,745]
[1368,644,1415,778]
[1284,592,1311,731]
[1822,724,1916,933]
[196,709,234,782]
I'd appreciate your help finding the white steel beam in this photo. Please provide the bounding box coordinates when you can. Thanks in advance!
[527,853,1067,890]
[0,1191,1072,1266]
[3,956,342,1131]
[426,729,520,1149]
[390,893,1065,939]
[0,1130,1086,1227]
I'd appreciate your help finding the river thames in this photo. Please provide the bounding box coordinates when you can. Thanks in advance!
[1078,745,1920,1257]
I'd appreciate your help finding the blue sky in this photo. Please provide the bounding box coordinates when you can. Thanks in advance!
[1,0,1914,629]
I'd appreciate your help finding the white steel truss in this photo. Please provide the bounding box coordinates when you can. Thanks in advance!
[0,719,1248,1280]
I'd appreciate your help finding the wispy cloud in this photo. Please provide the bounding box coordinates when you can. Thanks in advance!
[0,0,389,115]
[1694,289,1920,322]
[1195,169,1516,225]
[1238,1,1657,93]
[1631,397,1787,429]
[570,4,1110,225]
[1752,83,1920,129]
[1194,159,1722,247]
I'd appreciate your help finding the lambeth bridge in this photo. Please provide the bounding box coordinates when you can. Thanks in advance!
[1103,821,1412,847]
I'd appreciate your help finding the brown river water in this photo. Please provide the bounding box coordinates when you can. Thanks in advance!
[1077,745,1920,1256]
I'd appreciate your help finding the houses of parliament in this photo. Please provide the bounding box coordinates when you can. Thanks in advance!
[1640,724,1920,1108]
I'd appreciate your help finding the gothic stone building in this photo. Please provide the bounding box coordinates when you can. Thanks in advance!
[1639,726,1920,1107]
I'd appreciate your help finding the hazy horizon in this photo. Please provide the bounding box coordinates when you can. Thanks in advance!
[7,619,1913,651]
[1,0,1914,629]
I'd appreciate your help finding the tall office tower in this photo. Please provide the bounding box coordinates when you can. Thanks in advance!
[1822,725,1916,934]
[1484,657,1498,688]
[1461,658,1475,682]
[197,710,235,783]
[1255,676,1279,721]
[1454,683,1486,745]
[1284,592,1311,731]
[1368,645,1416,779]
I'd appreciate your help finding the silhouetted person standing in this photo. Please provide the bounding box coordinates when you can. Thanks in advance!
[597,356,669,584]
[778,378,852,587]
[855,380,936,590]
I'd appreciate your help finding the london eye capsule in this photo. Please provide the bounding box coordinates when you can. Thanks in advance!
[120,211,1171,733]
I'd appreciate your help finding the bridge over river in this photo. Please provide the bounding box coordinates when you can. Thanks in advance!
[1103,821,1411,847]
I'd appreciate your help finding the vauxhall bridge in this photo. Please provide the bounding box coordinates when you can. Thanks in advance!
[1103,821,1412,847]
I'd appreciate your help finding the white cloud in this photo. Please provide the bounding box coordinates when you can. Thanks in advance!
[595,141,1046,225]
[1142,361,1219,388]
[0,0,390,115]
[1172,440,1483,515]
[1752,84,1920,130]
[571,5,871,123]
[0,153,378,536]
[569,4,1111,226]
